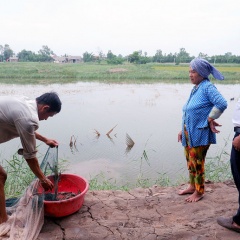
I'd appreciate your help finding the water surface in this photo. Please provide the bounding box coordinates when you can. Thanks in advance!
[0,82,239,186]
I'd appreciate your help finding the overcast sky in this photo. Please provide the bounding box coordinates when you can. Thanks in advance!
[1,0,240,57]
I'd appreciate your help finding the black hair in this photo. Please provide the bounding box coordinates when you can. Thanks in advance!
[36,92,62,113]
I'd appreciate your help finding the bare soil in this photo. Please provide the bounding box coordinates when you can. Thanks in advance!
[38,181,240,240]
[108,68,128,73]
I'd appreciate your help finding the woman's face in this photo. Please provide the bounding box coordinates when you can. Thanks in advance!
[189,67,203,85]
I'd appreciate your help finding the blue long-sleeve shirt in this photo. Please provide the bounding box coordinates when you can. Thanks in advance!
[182,79,227,147]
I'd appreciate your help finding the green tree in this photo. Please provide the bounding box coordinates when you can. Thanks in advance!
[224,52,233,63]
[17,49,36,61]
[176,48,191,63]
[0,45,3,61]
[97,49,105,63]
[128,51,150,64]
[3,44,13,61]
[165,53,175,63]
[37,45,54,62]
[198,52,209,59]
[83,52,94,62]
[38,45,54,56]
[106,50,124,64]
[107,50,115,60]
[153,49,163,63]
[128,51,141,63]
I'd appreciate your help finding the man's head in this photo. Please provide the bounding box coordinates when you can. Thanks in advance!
[36,92,62,121]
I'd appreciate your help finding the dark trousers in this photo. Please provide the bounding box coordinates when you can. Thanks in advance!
[230,132,240,225]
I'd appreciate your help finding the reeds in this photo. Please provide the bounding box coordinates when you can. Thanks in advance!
[4,153,35,198]
[205,138,232,182]
[3,150,68,198]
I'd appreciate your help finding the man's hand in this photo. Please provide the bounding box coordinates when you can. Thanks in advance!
[35,132,59,147]
[208,118,222,133]
[233,135,240,151]
[26,157,54,191]
[45,139,59,148]
[39,178,54,191]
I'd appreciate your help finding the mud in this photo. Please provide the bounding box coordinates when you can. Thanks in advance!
[37,181,240,240]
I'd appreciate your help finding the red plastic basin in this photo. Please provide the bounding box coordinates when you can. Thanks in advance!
[40,173,89,218]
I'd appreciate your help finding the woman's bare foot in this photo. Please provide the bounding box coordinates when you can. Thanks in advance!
[178,185,195,195]
[185,190,203,202]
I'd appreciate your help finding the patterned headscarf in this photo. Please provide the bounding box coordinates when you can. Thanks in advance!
[190,58,224,80]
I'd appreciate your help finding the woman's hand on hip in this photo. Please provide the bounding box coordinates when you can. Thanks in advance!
[178,131,182,142]
[208,118,222,133]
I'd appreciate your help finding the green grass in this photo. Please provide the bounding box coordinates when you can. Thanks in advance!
[3,145,232,195]
[4,153,35,198]
[3,151,68,198]
[0,62,240,84]
[88,138,233,191]
[205,138,232,182]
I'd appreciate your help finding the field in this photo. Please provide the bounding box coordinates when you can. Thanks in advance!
[0,62,240,84]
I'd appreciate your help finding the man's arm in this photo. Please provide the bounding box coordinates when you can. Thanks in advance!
[35,132,59,147]
[25,157,54,191]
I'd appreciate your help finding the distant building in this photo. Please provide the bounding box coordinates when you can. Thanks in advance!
[52,55,67,63]
[52,55,82,63]
[66,56,82,63]
[8,56,19,62]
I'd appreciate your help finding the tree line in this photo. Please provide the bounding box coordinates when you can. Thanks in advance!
[1,44,240,64]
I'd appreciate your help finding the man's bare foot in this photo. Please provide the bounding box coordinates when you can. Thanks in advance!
[178,185,195,195]
[185,190,203,202]
[232,221,240,229]
[217,217,240,233]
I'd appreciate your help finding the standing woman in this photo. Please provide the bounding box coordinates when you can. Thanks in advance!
[178,58,227,202]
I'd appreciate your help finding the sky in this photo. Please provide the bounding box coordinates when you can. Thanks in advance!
[1,0,240,57]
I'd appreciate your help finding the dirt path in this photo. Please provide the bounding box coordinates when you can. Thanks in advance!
[38,181,240,240]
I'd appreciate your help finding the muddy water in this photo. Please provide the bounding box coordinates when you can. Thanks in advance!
[0,83,239,186]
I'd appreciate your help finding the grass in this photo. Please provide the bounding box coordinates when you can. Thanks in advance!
[3,142,233,195]
[0,62,240,84]
[88,138,233,191]
[4,153,35,198]
[3,150,68,198]
[205,137,232,182]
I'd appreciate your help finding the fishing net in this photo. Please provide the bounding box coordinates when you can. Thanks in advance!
[0,147,58,240]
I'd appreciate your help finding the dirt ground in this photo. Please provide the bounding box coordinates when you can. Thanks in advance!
[37,181,240,240]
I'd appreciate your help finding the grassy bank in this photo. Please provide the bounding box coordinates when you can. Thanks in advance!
[4,147,232,197]
[0,62,240,84]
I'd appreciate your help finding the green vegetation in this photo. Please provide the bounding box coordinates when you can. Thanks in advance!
[89,138,232,190]
[0,62,240,85]
[3,142,232,194]
[205,138,232,182]
[1,44,240,65]
[3,151,68,198]
[4,153,35,198]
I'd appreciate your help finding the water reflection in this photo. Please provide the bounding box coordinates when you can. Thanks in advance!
[125,133,135,154]
[0,82,240,186]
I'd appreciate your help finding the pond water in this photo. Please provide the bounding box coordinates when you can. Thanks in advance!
[0,82,239,186]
